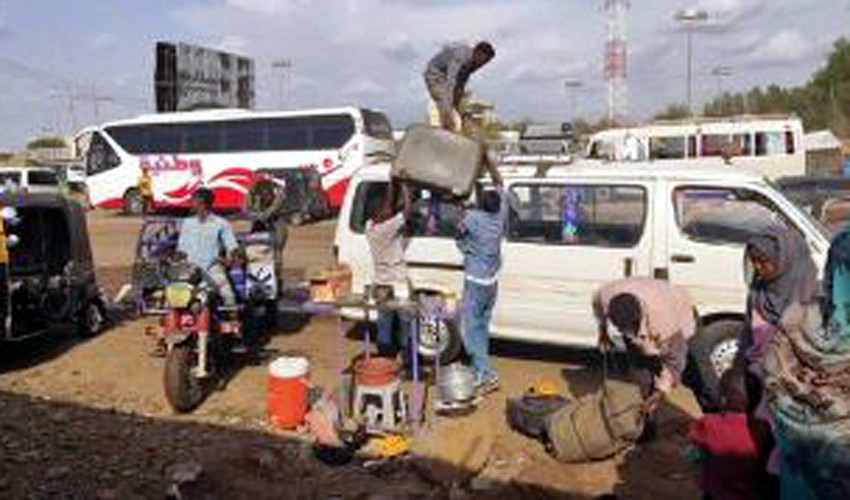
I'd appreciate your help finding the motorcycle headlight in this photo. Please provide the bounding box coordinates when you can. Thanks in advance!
[165,283,194,309]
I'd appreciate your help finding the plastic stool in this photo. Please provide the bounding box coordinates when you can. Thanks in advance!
[353,379,408,432]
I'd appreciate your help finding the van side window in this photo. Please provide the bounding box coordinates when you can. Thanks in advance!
[649,136,686,160]
[673,187,791,245]
[86,132,120,176]
[755,131,787,156]
[348,181,461,238]
[508,184,646,248]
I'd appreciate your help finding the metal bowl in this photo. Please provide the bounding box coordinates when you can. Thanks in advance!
[437,363,476,403]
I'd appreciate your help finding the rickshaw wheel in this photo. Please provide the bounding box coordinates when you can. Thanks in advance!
[77,302,104,338]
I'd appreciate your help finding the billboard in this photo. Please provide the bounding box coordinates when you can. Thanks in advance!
[155,42,255,112]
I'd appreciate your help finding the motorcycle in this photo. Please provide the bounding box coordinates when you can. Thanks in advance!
[160,259,242,413]
[161,227,283,413]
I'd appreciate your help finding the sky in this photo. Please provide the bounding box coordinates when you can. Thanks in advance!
[0,0,845,149]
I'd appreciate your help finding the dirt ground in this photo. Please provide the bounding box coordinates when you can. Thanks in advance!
[0,211,703,499]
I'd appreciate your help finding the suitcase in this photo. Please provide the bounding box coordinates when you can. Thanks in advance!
[392,124,484,198]
[546,380,644,463]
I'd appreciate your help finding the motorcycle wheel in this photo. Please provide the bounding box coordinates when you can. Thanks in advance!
[164,344,208,413]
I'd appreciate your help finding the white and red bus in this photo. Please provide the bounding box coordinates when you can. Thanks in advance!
[73,107,394,213]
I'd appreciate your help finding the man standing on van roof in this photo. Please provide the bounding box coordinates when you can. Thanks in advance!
[424,41,495,132]
[456,164,510,396]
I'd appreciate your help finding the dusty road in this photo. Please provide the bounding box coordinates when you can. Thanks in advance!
[0,211,701,499]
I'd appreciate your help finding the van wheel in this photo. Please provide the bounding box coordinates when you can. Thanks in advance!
[417,317,462,365]
[123,189,144,216]
[688,319,742,412]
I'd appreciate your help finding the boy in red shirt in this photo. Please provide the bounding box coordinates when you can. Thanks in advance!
[686,369,775,500]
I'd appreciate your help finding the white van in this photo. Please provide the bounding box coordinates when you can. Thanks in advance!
[0,166,61,194]
[586,115,805,179]
[334,161,829,398]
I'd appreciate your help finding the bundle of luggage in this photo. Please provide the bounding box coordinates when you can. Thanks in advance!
[392,124,488,198]
[506,380,645,463]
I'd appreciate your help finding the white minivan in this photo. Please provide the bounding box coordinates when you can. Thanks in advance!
[334,160,829,399]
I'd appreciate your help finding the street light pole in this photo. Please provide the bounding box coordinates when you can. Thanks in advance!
[564,79,583,121]
[271,59,293,109]
[711,66,733,96]
[675,9,708,115]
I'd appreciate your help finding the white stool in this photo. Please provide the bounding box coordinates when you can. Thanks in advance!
[353,379,408,432]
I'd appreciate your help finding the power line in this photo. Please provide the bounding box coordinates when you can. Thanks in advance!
[0,54,149,108]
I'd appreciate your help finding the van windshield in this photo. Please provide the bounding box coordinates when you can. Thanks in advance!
[349,181,464,238]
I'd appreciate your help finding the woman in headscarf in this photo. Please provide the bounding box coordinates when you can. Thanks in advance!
[736,223,819,494]
[763,229,850,499]
[739,224,819,378]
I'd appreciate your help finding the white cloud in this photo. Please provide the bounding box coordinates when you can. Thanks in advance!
[749,30,813,65]
[91,33,115,50]
[341,78,385,97]
[215,35,250,55]
[225,0,304,14]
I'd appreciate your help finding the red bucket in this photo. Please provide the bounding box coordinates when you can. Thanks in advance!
[267,357,309,430]
[354,357,400,387]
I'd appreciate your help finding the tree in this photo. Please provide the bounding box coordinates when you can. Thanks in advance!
[654,103,691,121]
[698,37,850,136]
[27,136,67,150]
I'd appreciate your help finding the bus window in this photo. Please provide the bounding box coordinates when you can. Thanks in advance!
[183,123,222,153]
[649,136,686,160]
[268,118,310,150]
[222,120,267,151]
[148,125,183,154]
[688,136,697,158]
[106,125,149,154]
[311,115,355,150]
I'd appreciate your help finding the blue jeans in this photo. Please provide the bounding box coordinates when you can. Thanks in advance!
[461,280,498,383]
[376,311,411,362]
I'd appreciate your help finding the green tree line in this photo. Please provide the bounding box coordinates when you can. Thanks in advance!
[700,37,850,135]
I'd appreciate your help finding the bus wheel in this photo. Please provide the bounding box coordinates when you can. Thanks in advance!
[123,189,144,216]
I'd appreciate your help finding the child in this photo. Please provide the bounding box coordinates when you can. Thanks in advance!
[686,368,775,500]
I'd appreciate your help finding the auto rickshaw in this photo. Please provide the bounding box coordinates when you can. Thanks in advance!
[0,192,106,340]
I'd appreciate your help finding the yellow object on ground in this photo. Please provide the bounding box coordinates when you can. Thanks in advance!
[379,434,412,458]
[529,380,559,397]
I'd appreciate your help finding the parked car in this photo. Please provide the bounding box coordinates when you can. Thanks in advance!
[0,166,61,194]
[334,160,830,404]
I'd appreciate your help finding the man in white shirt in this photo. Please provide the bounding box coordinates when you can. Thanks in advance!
[366,181,413,364]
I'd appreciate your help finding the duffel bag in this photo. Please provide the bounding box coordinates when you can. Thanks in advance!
[506,394,568,439]
[546,380,644,463]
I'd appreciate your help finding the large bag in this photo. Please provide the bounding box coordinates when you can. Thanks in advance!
[506,394,568,439]
[546,380,644,463]
[392,124,484,198]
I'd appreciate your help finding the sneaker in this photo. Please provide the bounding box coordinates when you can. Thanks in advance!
[475,376,500,397]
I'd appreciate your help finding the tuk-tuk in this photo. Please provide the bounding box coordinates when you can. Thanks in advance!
[131,214,285,317]
[249,167,330,225]
[0,192,105,340]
